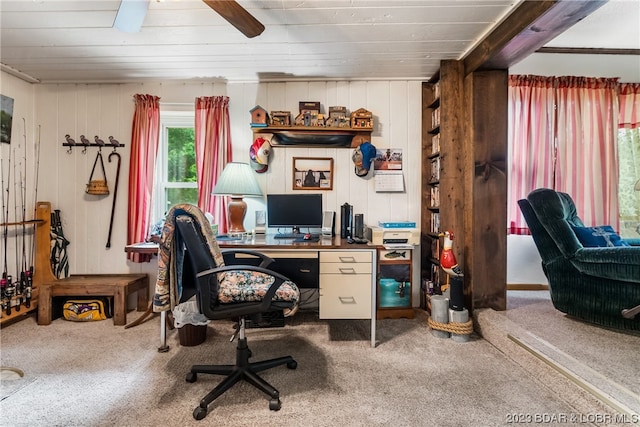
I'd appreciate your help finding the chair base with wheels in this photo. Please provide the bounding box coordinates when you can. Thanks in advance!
[187,317,297,420]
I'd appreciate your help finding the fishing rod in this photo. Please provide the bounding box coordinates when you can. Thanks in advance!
[3,151,20,316]
[0,158,8,316]
[25,124,40,308]
[13,121,28,311]
[17,166,27,312]
[9,153,20,314]
[1,155,9,280]
[17,120,30,310]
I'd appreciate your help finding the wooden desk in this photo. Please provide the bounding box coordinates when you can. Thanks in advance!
[126,235,380,347]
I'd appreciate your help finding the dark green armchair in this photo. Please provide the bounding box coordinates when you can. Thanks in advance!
[518,188,640,331]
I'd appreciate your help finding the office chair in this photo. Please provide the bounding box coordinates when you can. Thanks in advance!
[165,205,300,420]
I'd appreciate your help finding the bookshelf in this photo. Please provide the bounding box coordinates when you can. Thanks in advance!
[421,78,442,309]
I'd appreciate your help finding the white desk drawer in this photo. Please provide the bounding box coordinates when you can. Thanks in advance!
[319,275,372,319]
[320,251,372,264]
[320,262,371,275]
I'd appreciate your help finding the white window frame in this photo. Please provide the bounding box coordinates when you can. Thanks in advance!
[152,110,196,223]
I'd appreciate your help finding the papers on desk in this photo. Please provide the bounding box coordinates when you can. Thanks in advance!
[129,242,159,248]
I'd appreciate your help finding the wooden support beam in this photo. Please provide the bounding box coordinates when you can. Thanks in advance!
[463,0,607,75]
[536,47,640,55]
[464,70,509,311]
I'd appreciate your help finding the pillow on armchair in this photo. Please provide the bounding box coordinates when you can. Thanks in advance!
[571,225,630,247]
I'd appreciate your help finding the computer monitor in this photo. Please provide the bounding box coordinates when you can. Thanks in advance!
[267,194,323,230]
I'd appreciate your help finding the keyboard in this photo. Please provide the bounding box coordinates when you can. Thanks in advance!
[274,233,319,240]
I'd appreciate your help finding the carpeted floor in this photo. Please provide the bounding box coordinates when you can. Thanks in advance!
[504,291,640,418]
[0,294,635,426]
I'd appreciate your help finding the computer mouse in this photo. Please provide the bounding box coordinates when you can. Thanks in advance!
[303,233,311,240]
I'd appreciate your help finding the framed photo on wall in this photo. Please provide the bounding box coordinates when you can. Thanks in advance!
[293,157,333,190]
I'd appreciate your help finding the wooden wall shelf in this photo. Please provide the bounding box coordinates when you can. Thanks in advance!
[252,126,372,148]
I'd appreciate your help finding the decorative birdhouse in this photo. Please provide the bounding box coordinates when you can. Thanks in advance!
[270,111,291,126]
[327,106,349,128]
[350,108,373,129]
[250,105,269,127]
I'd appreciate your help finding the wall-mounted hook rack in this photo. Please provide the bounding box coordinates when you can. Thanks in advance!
[62,135,125,154]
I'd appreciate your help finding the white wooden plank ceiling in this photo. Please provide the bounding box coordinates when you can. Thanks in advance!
[0,0,636,84]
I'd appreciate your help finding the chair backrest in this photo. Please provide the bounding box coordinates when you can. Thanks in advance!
[175,214,222,313]
[517,198,564,265]
[526,188,584,258]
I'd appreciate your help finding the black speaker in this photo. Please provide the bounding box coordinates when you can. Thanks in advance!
[449,276,465,311]
[354,214,364,239]
[340,203,352,238]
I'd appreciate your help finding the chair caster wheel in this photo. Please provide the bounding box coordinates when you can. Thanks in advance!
[287,360,297,369]
[193,406,208,420]
[186,372,197,383]
[269,398,281,411]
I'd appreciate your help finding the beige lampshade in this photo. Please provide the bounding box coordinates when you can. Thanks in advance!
[213,162,263,233]
[213,162,263,197]
[635,179,640,191]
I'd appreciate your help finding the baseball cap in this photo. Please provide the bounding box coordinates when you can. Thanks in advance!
[249,137,271,173]
[352,141,376,177]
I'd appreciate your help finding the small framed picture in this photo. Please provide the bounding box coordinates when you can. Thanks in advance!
[293,157,333,190]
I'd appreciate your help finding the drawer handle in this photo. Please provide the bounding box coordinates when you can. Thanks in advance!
[339,256,356,263]
[299,269,311,273]
[338,296,356,304]
[338,268,356,274]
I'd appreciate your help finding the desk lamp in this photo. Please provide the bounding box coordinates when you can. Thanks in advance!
[213,162,263,234]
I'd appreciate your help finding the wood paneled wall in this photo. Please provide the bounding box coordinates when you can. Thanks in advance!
[2,74,423,302]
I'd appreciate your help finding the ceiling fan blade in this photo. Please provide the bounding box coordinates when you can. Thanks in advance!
[203,0,265,38]
[114,0,150,33]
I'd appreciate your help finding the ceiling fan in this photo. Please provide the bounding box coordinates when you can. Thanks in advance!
[114,0,265,38]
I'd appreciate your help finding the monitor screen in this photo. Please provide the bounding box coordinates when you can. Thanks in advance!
[267,194,323,229]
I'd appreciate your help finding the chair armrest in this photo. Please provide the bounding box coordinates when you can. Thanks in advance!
[221,249,274,268]
[625,238,640,247]
[572,247,640,283]
[575,246,640,264]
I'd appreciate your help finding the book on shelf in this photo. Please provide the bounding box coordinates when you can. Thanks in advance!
[430,212,440,234]
[430,263,440,289]
[430,238,440,259]
[432,134,440,154]
[431,108,440,127]
[430,186,440,208]
[430,157,440,182]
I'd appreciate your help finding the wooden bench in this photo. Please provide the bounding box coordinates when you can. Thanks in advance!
[37,274,149,326]
[34,202,149,326]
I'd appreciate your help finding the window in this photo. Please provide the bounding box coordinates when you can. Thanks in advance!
[618,127,640,238]
[152,111,197,223]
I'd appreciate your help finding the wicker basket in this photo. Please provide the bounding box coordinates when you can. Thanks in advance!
[86,179,109,195]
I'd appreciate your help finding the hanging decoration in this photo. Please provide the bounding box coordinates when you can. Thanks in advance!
[249,137,271,173]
